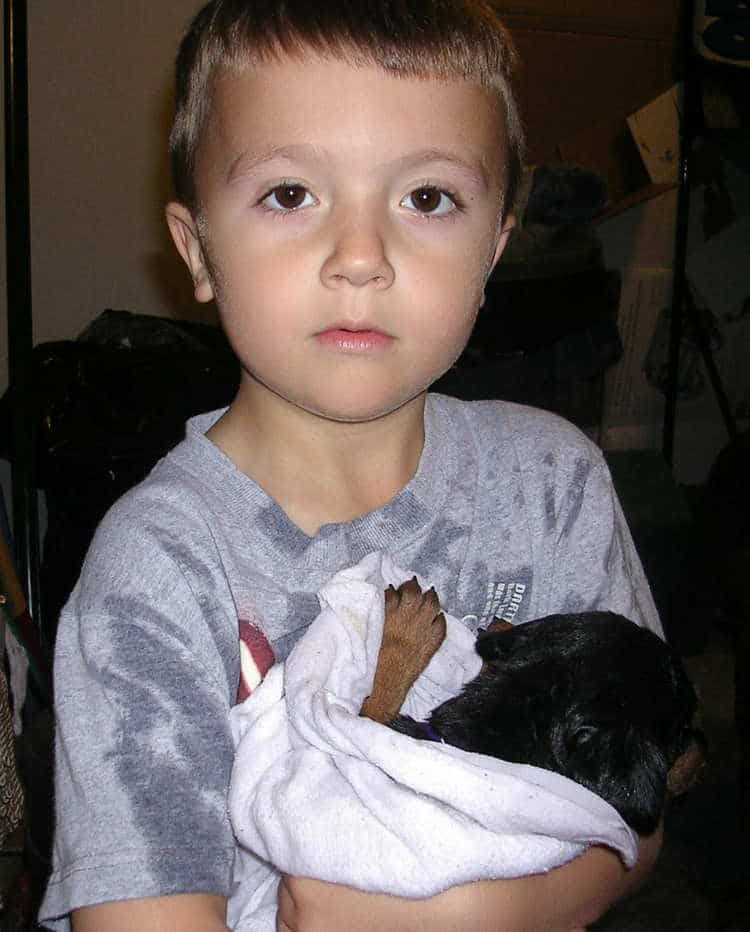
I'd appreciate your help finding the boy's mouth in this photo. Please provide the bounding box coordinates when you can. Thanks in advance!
[315,325,393,352]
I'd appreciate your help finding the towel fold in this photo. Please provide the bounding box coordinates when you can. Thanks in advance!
[227,552,638,930]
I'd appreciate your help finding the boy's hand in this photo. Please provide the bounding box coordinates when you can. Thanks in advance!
[277,825,663,931]
[71,893,229,931]
[360,579,446,724]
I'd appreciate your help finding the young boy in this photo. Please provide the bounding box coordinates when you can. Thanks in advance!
[40,1,664,929]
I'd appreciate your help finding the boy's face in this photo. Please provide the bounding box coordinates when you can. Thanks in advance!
[167,53,513,424]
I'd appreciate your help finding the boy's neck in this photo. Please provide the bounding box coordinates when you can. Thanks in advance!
[207,380,427,536]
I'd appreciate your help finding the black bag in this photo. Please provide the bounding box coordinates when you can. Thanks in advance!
[0,310,239,640]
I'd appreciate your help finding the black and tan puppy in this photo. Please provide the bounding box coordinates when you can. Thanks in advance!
[362,580,705,836]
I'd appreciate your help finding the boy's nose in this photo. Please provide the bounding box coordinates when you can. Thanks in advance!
[320,220,395,290]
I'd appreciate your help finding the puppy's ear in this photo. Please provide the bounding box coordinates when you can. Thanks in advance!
[552,710,668,836]
[484,618,515,634]
[475,628,513,662]
[667,733,707,797]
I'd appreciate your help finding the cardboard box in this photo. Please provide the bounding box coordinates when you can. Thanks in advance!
[496,2,678,39]
[558,117,652,206]
[627,86,682,187]
[495,2,678,163]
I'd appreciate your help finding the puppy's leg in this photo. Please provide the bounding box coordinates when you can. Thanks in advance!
[360,578,446,724]
[667,734,707,797]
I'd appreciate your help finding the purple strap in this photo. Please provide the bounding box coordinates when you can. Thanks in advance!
[419,721,444,743]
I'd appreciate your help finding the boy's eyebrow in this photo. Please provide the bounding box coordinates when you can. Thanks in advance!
[391,148,491,189]
[226,144,325,184]
[226,144,493,189]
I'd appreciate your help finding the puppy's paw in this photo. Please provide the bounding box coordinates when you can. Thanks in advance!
[383,577,447,674]
[361,578,447,723]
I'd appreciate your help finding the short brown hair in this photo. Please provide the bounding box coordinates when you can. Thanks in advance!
[170,0,524,214]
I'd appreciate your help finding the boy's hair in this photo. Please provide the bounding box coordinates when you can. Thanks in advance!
[170,0,525,216]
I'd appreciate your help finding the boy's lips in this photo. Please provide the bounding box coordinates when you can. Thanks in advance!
[315,324,393,352]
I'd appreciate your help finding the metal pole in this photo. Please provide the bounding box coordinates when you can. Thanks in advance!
[663,0,739,464]
[4,0,42,634]
[662,0,696,467]
[662,87,692,467]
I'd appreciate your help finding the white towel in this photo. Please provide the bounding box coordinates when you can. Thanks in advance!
[227,552,638,930]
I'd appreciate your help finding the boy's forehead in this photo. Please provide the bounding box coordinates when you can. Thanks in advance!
[199,53,507,186]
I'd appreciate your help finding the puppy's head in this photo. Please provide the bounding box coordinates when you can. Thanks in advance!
[435,613,702,835]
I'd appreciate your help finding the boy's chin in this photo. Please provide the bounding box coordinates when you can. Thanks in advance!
[299,388,429,425]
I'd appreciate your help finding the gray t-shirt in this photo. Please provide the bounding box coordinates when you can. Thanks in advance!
[39,394,661,929]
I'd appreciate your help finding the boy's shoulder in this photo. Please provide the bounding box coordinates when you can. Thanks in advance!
[430,393,603,467]
[87,408,236,570]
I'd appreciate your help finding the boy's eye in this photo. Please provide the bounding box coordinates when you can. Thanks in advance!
[260,184,315,212]
[401,186,456,216]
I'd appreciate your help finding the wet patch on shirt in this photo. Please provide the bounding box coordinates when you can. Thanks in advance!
[102,611,237,887]
[353,490,433,554]
[257,504,312,556]
[271,590,321,662]
[407,516,470,600]
[560,457,593,538]
[233,583,321,666]
[396,518,471,613]
[542,451,557,534]
[543,454,593,537]
[544,482,557,534]
[559,591,587,613]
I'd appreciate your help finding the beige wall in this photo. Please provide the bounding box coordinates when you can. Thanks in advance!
[1,1,211,393]
[0,2,677,392]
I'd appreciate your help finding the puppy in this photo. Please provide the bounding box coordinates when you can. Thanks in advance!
[361,580,705,836]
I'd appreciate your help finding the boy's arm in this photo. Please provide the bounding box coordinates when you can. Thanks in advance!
[71,893,229,931]
[543,452,663,635]
[278,826,662,932]
[40,503,238,927]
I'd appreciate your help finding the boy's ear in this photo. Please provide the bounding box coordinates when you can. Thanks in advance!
[165,201,215,304]
[479,215,515,308]
[490,213,515,272]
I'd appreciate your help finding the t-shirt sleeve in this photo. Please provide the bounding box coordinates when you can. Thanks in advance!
[39,500,238,930]
[543,451,663,637]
